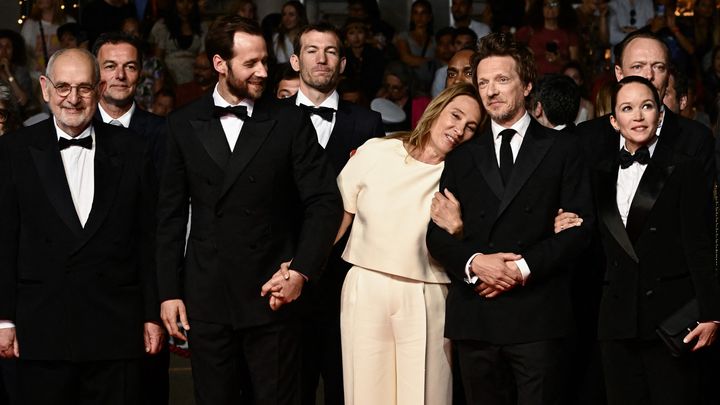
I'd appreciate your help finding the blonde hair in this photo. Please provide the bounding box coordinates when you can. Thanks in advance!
[390,82,485,154]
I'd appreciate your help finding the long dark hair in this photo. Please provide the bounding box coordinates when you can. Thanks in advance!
[409,0,434,35]
[165,0,203,40]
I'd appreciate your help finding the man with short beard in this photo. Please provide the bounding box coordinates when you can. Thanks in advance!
[287,23,384,405]
[156,16,343,405]
[93,32,166,175]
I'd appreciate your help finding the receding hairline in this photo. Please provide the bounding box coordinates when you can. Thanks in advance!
[619,36,669,66]
[45,48,100,83]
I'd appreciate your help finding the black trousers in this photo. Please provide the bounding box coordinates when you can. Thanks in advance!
[455,339,567,405]
[141,344,169,405]
[601,339,700,405]
[188,318,302,405]
[300,318,343,405]
[16,358,141,405]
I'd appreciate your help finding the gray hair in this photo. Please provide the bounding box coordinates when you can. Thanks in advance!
[45,48,100,84]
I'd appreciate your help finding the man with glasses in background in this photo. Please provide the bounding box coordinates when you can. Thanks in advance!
[0,48,163,405]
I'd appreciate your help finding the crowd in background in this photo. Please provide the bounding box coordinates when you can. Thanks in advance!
[0,0,719,137]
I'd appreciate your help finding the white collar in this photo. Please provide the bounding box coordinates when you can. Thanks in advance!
[98,102,135,127]
[54,117,94,141]
[491,111,532,139]
[212,84,255,116]
[295,89,339,110]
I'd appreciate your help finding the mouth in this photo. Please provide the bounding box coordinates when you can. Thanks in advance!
[630,125,648,133]
[444,133,461,147]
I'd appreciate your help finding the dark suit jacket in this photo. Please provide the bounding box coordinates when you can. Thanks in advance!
[593,144,720,340]
[427,118,594,344]
[156,93,343,328]
[0,118,158,361]
[286,96,385,317]
[94,106,167,175]
[577,107,715,183]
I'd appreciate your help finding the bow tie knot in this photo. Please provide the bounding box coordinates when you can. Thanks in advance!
[58,136,93,150]
[619,146,650,169]
[301,105,335,122]
[213,105,249,120]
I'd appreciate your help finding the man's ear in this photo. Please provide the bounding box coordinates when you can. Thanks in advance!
[39,76,50,103]
[289,54,301,72]
[614,64,624,82]
[533,102,543,119]
[339,56,347,75]
[212,55,227,76]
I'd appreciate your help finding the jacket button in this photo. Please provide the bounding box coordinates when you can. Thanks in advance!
[244,209,252,216]
[649,227,657,232]
[248,175,256,183]
[645,289,654,296]
[216,210,224,218]
[612,261,618,267]
[488,242,495,248]
[524,207,531,213]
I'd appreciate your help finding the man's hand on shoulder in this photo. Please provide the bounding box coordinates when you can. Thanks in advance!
[261,260,306,311]
[0,327,19,358]
[160,299,189,342]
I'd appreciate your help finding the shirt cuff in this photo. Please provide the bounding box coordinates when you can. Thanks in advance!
[465,253,481,284]
[515,258,531,285]
[0,321,15,329]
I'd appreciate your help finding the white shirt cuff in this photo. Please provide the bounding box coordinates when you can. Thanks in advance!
[0,321,15,329]
[515,258,531,285]
[465,253,482,284]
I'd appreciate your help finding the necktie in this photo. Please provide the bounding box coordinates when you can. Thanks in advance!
[213,105,249,120]
[499,129,515,185]
[301,105,335,122]
[619,146,650,169]
[58,136,93,150]
[108,119,123,127]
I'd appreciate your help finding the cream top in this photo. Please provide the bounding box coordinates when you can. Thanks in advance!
[337,138,449,284]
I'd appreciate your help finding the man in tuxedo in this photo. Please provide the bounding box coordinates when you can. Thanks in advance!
[0,48,163,404]
[287,23,384,405]
[529,74,580,133]
[426,33,594,405]
[93,32,166,174]
[92,31,169,405]
[156,16,343,405]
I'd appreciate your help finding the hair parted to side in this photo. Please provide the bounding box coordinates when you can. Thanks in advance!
[613,31,669,68]
[609,76,661,117]
[390,82,484,153]
[92,31,144,67]
[471,33,536,90]
[292,23,345,57]
[205,15,264,62]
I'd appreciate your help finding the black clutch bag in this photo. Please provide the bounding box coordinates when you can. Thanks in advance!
[655,299,699,357]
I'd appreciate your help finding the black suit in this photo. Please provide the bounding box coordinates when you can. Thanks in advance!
[156,93,343,405]
[427,118,594,405]
[592,143,720,405]
[286,96,384,405]
[94,105,169,405]
[0,118,158,404]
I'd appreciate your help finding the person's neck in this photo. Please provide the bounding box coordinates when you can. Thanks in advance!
[495,110,526,128]
[407,141,444,165]
[217,79,244,105]
[100,99,132,119]
[351,46,363,58]
[545,19,558,30]
[41,9,54,22]
[394,95,409,108]
[299,83,334,106]
[454,16,470,28]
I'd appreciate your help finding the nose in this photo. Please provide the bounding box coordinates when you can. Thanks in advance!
[116,66,126,80]
[256,63,268,79]
[486,81,499,97]
[66,87,80,104]
[317,51,327,64]
[641,66,653,81]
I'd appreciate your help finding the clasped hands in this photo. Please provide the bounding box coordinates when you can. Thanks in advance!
[260,260,305,311]
[471,253,524,298]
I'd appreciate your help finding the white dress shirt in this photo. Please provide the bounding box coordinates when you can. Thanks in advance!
[98,102,136,128]
[213,84,254,152]
[295,89,338,148]
[57,120,96,228]
[616,138,658,226]
[465,113,533,284]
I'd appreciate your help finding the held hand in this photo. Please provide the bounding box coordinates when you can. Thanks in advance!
[554,209,583,234]
[470,253,523,290]
[160,299,190,342]
[475,282,506,298]
[143,322,165,355]
[430,188,464,237]
[260,265,305,311]
[0,327,18,358]
[684,322,718,351]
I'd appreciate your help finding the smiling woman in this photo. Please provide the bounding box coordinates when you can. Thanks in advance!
[335,82,483,405]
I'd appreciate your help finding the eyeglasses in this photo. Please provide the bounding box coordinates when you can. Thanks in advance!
[544,2,560,7]
[630,9,636,26]
[44,76,96,97]
[0,109,7,123]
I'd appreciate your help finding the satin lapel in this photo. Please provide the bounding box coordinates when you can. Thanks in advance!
[625,145,675,244]
[596,160,639,262]
[472,128,504,199]
[219,109,275,199]
[325,102,355,170]
[29,121,84,236]
[190,118,230,170]
[78,130,122,248]
[496,122,553,219]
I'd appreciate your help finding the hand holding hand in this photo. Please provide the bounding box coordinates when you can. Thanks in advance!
[144,322,165,355]
[160,299,189,342]
[470,252,523,290]
[430,188,464,237]
[0,327,19,358]
[261,261,305,311]
[554,209,583,234]
[684,322,718,351]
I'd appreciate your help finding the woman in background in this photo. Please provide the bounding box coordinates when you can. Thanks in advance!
[20,0,74,74]
[0,83,22,135]
[516,0,579,75]
[394,0,436,91]
[273,1,307,64]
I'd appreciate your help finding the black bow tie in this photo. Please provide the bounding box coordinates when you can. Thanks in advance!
[301,105,335,122]
[213,105,249,120]
[58,136,93,150]
[619,146,650,169]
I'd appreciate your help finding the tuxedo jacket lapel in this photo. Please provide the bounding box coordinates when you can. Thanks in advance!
[472,128,504,200]
[497,121,553,219]
[596,159,639,262]
[625,144,675,243]
[326,102,354,159]
[29,121,84,236]
[219,109,275,199]
[190,99,231,170]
